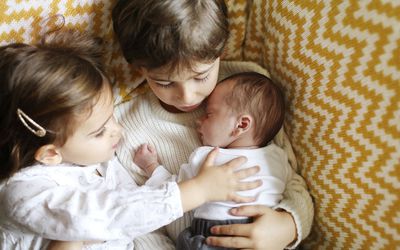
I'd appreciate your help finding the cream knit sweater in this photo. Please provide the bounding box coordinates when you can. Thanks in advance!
[115,61,313,249]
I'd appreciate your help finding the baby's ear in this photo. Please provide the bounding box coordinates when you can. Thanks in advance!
[232,114,253,136]
[34,144,62,165]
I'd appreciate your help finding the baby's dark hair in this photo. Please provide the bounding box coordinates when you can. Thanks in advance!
[223,72,285,147]
[112,0,229,72]
[0,30,109,180]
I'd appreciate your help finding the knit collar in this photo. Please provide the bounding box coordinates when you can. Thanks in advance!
[147,91,204,126]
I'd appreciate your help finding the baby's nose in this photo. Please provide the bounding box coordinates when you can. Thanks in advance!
[196,116,205,129]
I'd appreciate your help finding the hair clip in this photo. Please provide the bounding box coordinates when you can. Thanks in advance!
[16,108,48,137]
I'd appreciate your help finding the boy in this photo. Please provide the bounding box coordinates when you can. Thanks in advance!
[112,0,313,248]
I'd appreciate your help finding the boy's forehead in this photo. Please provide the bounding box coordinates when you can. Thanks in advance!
[146,59,217,80]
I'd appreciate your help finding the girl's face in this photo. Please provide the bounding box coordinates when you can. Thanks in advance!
[141,58,220,113]
[58,84,123,165]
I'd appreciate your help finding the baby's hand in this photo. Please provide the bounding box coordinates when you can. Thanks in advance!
[133,144,159,176]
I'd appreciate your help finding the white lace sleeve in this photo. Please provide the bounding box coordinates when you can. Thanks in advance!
[0,177,183,241]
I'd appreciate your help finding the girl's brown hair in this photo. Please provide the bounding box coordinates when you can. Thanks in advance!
[0,31,109,180]
[112,0,229,72]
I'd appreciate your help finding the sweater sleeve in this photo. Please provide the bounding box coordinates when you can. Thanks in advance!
[273,128,314,248]
[274,172,314,249]
[133,229,175,250]
[218,60,271,81]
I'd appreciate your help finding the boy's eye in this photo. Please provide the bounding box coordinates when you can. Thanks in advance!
[195,74,209,82]
[155,81,173,88]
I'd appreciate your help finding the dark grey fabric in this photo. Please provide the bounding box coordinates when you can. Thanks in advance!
[176,218,252,250]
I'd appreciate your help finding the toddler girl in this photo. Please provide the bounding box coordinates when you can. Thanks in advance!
[0,30,259,250]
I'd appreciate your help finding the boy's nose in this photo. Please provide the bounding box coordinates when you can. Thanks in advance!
[179,85,194,103]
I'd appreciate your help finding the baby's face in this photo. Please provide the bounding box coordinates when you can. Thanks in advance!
[197,79,238,147]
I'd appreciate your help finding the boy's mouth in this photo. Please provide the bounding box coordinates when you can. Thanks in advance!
[179,103,201,112]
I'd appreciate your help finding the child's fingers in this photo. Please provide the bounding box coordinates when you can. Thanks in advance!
[132,145,143,158]
[207,236,252,249]
[210,222,253,237]
[136,144,146,152]
[206,236,252,249]
[202,147,219,168]
[235,180,262,191]
[220,156,247,170]
[229,194,257,204]
[147,144,156,153]
[233,165,260,179]
[229,205,270,217]
[133,144,154,160]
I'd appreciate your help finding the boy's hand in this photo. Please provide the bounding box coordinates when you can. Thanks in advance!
[133,144,159,176]
[206,205,296,250]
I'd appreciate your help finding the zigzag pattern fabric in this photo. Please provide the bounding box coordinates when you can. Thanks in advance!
[0,0,143,104]
[224,1,399,249]
[1,0,399,249]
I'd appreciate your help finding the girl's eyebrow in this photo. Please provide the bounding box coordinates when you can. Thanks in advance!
[88,114,113,136]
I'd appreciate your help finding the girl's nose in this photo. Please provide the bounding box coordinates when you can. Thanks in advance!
[110,117,123,137]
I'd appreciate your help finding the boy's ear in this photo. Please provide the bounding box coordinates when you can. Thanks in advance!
[34,144,63,165]
[232,115,253,137]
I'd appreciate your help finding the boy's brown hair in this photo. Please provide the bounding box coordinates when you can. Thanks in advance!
[223,72,285,147]
[112,0,229,71]
[0,31,109,180]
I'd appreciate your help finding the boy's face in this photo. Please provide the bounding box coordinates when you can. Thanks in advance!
[198,79,238,147]
[58,83,123,165]
[140,58,220,113]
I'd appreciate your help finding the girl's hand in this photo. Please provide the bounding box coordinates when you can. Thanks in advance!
[196,148,261,203]
[133,144,159,176]
[206,205,296,250]
[178,148,261,212]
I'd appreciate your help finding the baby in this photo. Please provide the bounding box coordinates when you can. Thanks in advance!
[134,72,294,249]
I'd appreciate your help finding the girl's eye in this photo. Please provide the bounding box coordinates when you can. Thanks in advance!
[95,128,106,137]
